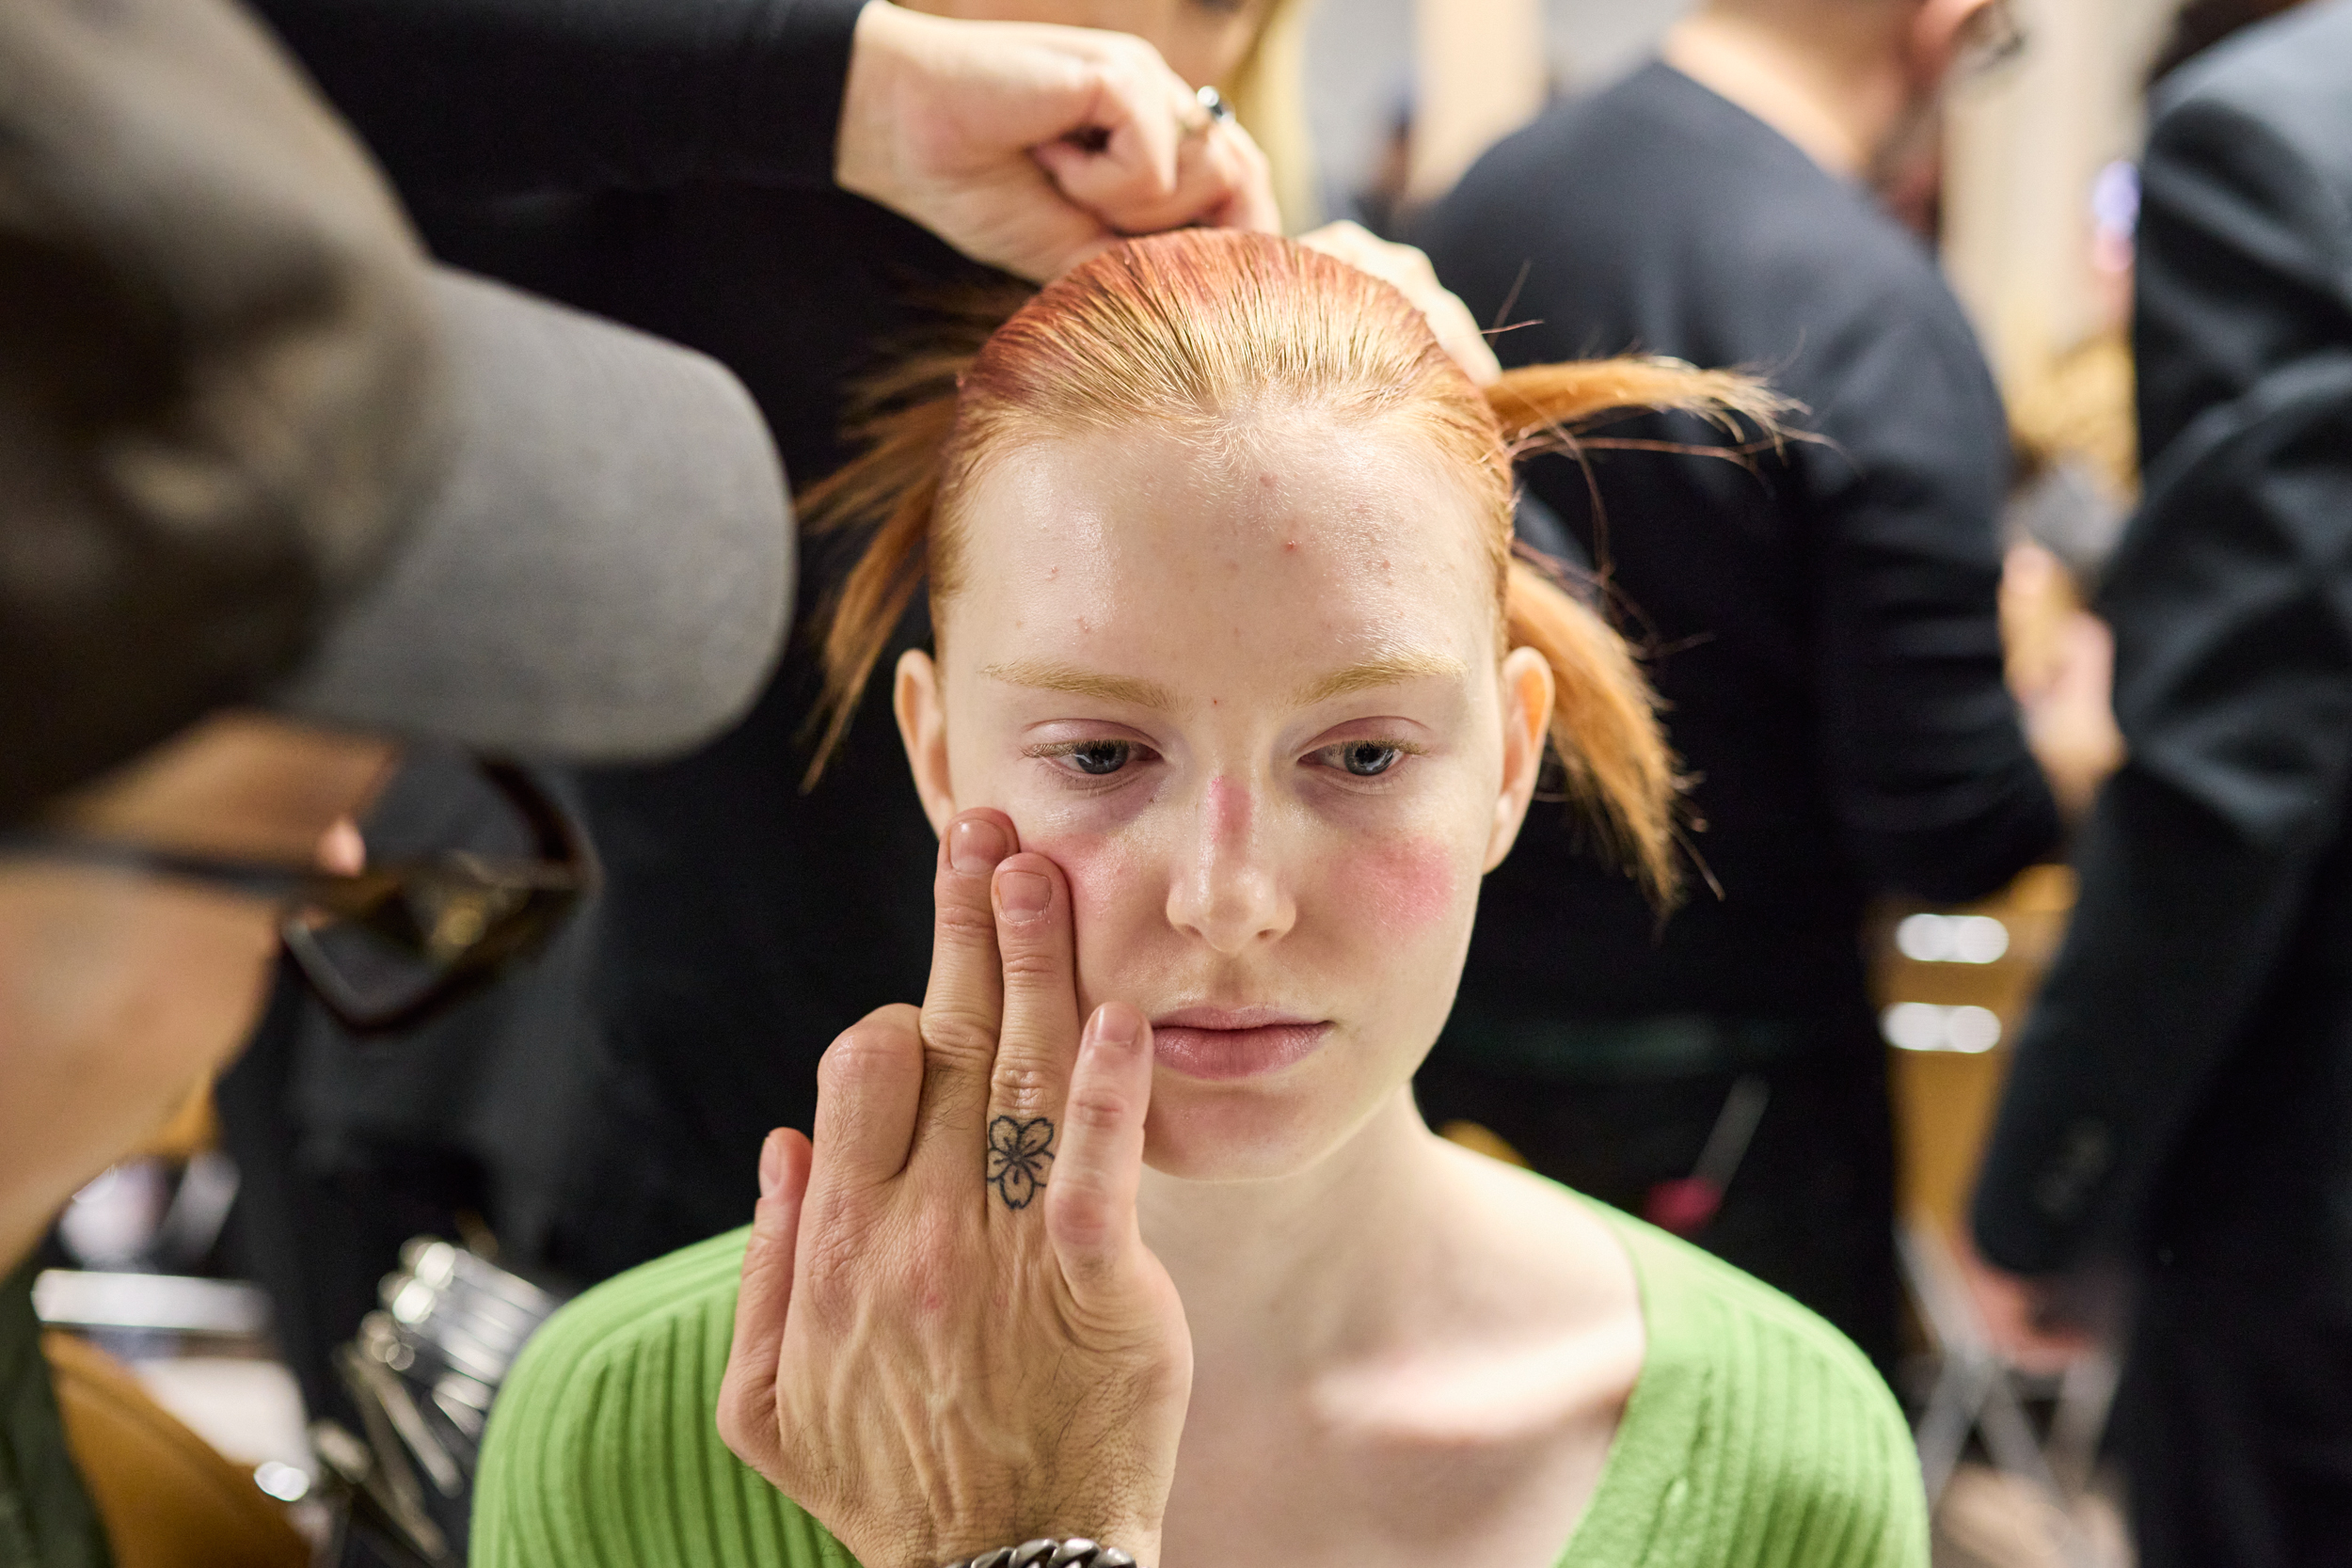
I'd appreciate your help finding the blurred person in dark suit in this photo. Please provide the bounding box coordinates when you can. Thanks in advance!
[1972,3,2352,1562]
[1412,0,2065,1374]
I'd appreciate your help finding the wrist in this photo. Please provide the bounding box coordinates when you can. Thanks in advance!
[834,0,912,201]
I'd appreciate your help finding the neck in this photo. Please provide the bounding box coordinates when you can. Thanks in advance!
[1661,5,1916,179]
[1139,1091,1458,1375]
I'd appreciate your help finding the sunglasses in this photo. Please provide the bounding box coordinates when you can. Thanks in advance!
[1,760,596,1035]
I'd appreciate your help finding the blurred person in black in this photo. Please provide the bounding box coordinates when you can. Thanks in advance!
[1412,0,2064,1372]
[229,1,1288,1374]
[1972,3,2352,1562]
[0,0,794,1552]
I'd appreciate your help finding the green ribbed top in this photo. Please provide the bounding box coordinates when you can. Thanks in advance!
[471,1205,1926,1568]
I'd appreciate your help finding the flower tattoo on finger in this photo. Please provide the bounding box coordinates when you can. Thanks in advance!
[987,1116,1056,1210]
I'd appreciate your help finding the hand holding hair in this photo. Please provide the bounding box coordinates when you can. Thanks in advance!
[718,808,1190,1568]
[835,1,1279,282]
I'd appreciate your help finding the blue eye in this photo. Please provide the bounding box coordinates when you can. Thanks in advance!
[1328,741,1405,777]
[1064,740,1132,776]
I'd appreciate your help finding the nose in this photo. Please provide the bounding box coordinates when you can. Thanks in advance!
[1165,775,1295,955]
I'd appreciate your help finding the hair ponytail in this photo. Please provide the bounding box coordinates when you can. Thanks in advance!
[803,372,959,785]
[1484,357,1800,456]
[1501,555,1678,902]
[1470,361,1802,905]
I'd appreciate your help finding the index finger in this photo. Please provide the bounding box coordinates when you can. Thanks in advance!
[913,809,1019,1152]
[1038,33,1184,199]
[1043,114,1279,239]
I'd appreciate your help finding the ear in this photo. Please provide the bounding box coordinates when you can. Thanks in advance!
[894,647,956,835]
[1484,644,1553,873]
[1910,0,1994,86]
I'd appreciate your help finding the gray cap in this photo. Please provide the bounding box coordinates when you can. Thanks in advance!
[273,269,792,763]
[0,0,789,820]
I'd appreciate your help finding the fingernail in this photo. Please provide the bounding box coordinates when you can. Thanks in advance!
[757,1130,783,1199]
[948,816,1011,874]
[1089,1002,1141,1048]
[995,868,1052,922]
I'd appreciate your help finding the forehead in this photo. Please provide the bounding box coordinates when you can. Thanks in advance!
[941,417,1496,689]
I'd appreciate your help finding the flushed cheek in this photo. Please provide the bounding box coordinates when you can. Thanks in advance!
[1323,832,1465,942]
[1009,823,1152,999]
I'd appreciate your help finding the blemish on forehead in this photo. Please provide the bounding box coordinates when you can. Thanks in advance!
[1284,539,1299,553]
[1260,472,1278,487]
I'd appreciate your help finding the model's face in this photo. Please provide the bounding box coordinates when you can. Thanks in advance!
[0,715,391,1267]
[899,0,1271,87]
[898,418,1550,1180]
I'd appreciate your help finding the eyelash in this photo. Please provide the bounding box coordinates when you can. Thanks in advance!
[1022,737,1427,784]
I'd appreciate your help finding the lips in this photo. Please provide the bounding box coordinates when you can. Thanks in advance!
[1149,1006,1330,1082]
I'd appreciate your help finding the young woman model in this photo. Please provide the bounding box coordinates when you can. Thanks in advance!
[471,230,1926,1568]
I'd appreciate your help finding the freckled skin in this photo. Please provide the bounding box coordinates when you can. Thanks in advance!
[904,416,1549,1182]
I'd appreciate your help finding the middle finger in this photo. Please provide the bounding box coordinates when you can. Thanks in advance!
[913,809,1019,1155]
[977,851,1082,1216]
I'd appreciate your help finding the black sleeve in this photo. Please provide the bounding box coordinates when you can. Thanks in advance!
[1803,303,2061,904]
[1971,95,2352,1275]
[2133,95,2352,460]
[254,0,866,197]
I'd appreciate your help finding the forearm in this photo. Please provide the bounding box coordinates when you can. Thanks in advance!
[253,0,866,197]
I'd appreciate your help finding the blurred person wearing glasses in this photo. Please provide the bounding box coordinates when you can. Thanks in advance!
[1411,0,2060,1377]
[1974,3,2352,1562]
[0,0,792,1555]
[231,0,1294,1344]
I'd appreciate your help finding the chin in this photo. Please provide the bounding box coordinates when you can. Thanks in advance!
[1139,1069,1393,1183]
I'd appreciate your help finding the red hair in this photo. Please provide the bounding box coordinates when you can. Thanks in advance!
[802,230,1792,904]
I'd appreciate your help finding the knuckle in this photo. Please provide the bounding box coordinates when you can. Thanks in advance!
[1064,1083,1134,1134]
[817,1013,920,1092]
[989,1059,1057,1117]
[996,943,1067,984]
[714,1385,755,1451]
[932,895,997,943]
[918,1003,1001,1064]
[1047,1191,1120,1261]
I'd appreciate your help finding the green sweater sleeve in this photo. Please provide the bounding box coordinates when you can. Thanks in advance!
[470,1227,850,1568]
[1565,1211,1929,1568]
[472,1212,1926,1568]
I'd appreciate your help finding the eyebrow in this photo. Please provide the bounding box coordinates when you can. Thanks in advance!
[979,650,1468,713]
[980,659,1181,711]
[1295,651,1468,706]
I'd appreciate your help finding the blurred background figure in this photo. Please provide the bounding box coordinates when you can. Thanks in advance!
[2,0,792,1558]
[1406,0,2064,1377]
[1973,3,2352,1564]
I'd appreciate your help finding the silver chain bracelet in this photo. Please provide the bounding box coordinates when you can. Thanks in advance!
[939,1538,1139,1568]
